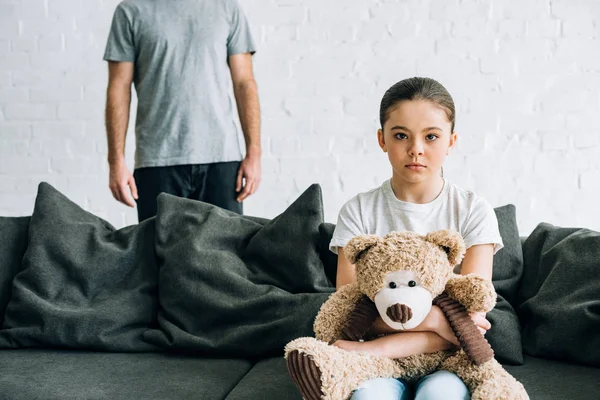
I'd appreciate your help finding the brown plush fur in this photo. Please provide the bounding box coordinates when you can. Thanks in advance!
[285,230,529,400]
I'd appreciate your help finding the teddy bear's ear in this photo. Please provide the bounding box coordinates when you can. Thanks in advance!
[344,235,383,265]
[424,230,466,266]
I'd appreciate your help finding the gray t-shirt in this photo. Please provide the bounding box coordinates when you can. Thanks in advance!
[330,179,503,259]
[104,0,256,169]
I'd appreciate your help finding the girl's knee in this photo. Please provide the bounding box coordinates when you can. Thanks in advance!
[350,377,409,400]
[415,370,470,400]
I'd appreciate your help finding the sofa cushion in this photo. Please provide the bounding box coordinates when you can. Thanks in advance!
[485,204,524,365]
[0,216,29,327]
[519,223,600,367]
[145,184,333,358]
[491,204,524,305]
[225,357,301,400]
[504,355,600,400]
[0,349,252,400]
[317,204,524,365]
[0,183,160,351]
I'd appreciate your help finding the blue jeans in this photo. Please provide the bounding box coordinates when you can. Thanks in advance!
[350,370,470,400]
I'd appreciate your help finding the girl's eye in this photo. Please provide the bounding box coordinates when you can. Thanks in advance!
[394,133,408,140]
[425,134,438,141]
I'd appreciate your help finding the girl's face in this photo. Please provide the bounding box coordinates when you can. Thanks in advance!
[377,100,457,185]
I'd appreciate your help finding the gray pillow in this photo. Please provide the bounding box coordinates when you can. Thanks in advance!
[144,184,334,357]
[487,204,524,365]
[0,217,30,328]
[518,223,600,367]
[317,205,524,365]
[0,183,160,351]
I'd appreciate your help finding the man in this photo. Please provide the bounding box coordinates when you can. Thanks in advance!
[103,0,261,222]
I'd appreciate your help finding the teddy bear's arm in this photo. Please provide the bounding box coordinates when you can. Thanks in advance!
[444,274,497,313]
[314,282,377,344]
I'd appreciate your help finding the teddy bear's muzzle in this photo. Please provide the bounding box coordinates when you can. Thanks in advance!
[386,303,413,323]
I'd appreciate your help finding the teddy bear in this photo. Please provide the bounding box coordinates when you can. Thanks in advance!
[284,230,529,400]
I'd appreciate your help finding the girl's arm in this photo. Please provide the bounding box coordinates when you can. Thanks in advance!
[460,243,494,280]
[334,331,455,358]
[335,248,356,290]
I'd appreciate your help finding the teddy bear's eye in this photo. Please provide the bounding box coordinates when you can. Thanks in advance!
[408,280,416,287]
[389,282,397,289]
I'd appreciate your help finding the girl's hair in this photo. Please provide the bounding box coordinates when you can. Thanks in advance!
[379,77,456,132]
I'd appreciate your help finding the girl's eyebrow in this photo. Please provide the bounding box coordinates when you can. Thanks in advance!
[390,126,443,132]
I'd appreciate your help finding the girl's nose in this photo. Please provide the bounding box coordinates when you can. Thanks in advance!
[408,140,424,156]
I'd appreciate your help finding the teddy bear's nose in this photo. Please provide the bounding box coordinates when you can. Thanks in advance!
[386,303,413,323]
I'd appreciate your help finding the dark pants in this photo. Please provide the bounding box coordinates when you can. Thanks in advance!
[133,161,242,222]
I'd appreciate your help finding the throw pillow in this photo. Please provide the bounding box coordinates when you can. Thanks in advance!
[145,184,334,357]
[519,223,600,367]
[0,217,30,327]
[0,183,160,351]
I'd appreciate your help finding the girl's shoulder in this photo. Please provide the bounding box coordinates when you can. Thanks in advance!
[341,181,387,210]
[445,180,486,205]
[443,180,496,219]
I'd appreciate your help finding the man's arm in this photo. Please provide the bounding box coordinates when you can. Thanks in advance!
[228,52,260,203]
[105,61,137,207]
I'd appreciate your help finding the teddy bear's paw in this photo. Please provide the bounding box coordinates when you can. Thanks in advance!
[471,378,529,400]
[286,350,324,400]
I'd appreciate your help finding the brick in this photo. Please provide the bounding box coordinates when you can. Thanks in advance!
[540,131,570,151]
[50,156,106,174]
[31,122,86,139]
[579,170,600,190]
[4,103,57,121]
[0,39,9,54]
[283,96,343,118]
[496,20,526,38]
[57,102,103,121]
[555,39,600,72]
[367,1,413,25]
[0,71,9,87]
[83,85,107,101]
[30,52,78,70]
[493,0,552,20]
[48,0,101,21]
[280,156,336,176]
[0,53,30,70]
[31,86,82,102]
[0,88,29,102]
[38,34,64,52]
[269,136,298,157]
[551,0,600,19]
[12,69,65,88]
[11,37,38,53]
[261,25,297,44]
[252,4,307,25]
[313,116,377,138]
[297,135,333,157]
[525,20,560,37]
[563,20,599,38]
[0,156,49,175]
[262,115,311,137]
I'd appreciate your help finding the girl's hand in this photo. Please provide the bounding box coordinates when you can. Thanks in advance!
[469,312,491,335]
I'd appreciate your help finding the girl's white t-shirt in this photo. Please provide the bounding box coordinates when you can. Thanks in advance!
[329,179,504,257]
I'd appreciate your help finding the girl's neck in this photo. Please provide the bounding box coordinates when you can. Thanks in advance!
[390,175,445,204]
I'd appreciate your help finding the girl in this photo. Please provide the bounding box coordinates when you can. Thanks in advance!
[329,77,503,400]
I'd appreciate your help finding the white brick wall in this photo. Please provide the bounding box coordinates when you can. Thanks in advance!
[1,0,599,235]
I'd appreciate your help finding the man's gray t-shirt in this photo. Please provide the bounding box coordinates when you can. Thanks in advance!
[104,0,256,169]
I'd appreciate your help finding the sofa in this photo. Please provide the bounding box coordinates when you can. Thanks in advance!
[0,182,599,400]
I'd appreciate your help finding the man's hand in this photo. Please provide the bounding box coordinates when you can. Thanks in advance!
[109,161,138,207]
[235,153,261,203]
